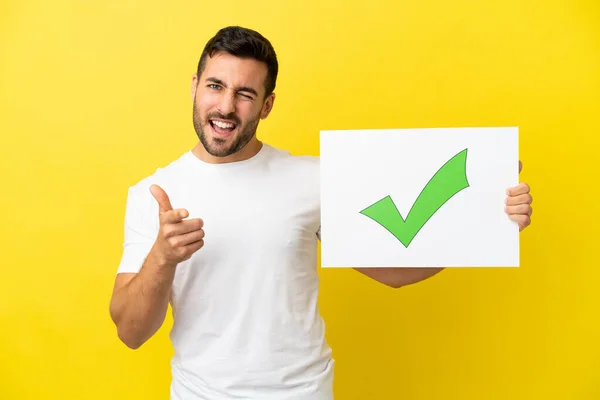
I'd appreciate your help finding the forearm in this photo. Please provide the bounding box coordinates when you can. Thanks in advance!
[355,267,444,288]
[110,250,176,349]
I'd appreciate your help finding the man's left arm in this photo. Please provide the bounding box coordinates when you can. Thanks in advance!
[352,160,533,288]
[354,267,445,288]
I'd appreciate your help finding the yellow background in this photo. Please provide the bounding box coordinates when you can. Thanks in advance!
[1,0,598,399]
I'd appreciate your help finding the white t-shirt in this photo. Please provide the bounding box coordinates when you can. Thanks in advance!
[116,143,334,400]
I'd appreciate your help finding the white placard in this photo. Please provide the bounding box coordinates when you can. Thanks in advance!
[319,127,520,268]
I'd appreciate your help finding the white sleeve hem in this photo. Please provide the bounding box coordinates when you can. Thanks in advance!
[115,185,158,275]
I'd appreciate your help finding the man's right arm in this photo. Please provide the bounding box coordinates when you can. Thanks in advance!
[109,184,204,349]
[109,249,178,349]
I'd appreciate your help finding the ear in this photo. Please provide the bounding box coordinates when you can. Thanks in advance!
[191,73,199,101]
[260,93,276,119]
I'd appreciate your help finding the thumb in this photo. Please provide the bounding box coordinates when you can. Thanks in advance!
[150,184,173,213]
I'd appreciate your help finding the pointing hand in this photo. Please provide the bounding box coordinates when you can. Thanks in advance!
[149,184,205,266]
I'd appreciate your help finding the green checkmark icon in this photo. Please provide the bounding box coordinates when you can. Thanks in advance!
[359,148,470,248]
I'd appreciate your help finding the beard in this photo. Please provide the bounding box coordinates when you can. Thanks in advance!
[193,100,261,158]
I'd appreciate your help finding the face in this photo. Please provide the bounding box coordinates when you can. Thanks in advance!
[191,52,274,158]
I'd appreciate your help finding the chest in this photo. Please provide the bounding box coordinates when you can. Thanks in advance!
[169,175,320,265]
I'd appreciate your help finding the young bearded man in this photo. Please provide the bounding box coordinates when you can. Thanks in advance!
[109,26,534,400]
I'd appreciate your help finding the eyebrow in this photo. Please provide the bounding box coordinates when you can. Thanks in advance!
[206,77,259,97]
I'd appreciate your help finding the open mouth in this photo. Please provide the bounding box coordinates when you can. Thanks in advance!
[209,119,237,138]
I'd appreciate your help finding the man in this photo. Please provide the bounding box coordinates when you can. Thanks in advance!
[109,26,533,399]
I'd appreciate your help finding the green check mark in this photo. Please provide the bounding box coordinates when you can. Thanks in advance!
[359,148,470,248]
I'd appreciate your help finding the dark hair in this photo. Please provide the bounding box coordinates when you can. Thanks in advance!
[197,26,278,97]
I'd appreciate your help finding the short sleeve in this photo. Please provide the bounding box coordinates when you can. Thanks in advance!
[116,186,158,274]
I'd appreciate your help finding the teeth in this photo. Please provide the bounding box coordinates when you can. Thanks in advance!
[213,120,235,129]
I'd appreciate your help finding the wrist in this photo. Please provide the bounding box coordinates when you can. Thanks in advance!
[148,246,177,271]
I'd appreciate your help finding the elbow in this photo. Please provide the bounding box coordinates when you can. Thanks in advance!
[117,327,147,350]
[122,339,144,350]
[110,312,146,350]
[110,302,145,350]
[383,267,445,289]
[383,274,429,288]
[386,280,406,289]
[379,277,407,289]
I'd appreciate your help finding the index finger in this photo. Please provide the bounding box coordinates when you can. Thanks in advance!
[506,182,530,196]
[160,208,189,224]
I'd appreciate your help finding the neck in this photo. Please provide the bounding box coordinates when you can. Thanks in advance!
[191,138,263,164]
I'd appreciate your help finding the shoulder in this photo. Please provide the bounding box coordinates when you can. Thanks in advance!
[265,144,320,176]
[125,152,192,211]
[263,145,321,208]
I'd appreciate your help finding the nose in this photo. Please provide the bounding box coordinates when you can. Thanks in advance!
[217,90,236,116]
